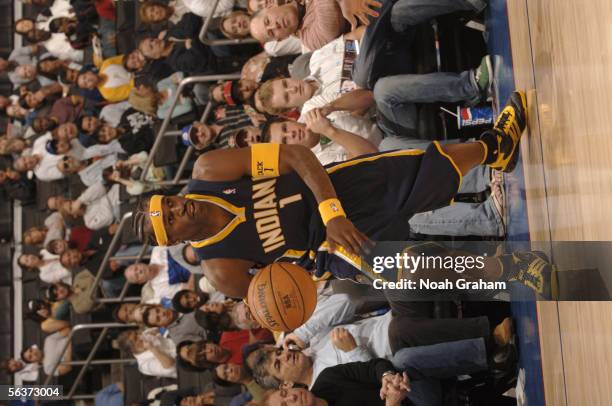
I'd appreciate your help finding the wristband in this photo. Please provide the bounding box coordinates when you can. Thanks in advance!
[318,198,346,225]
[251,143,280,179]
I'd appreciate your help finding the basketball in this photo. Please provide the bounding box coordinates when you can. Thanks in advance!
[246,262,317,332]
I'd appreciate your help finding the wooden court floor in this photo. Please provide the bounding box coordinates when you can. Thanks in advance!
[507,0,612,405]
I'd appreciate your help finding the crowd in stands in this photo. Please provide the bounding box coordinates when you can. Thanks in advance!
[1,0,519,404]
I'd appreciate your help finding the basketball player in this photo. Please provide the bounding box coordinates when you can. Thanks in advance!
[132,91,553,299]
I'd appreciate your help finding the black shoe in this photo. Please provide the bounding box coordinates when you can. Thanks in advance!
[509,251,558,299]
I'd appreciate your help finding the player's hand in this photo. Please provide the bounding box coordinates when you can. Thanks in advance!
[331,327,358,352]
[283,333,306,350]
[338,0,382,30]
[304,108,333,134]
[326,216,373,256]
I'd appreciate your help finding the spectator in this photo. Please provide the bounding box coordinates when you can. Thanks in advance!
[124,246,192,304]
[26,299,71,333]
[21,328,73,376]
[171,289,210,313]
[116,329,177,378]
[18,253,72,284]
[0,358,39,382]
[46,270,97,314]
[95,382,124,406]
[77,55,135,103]
[142,304,208,344]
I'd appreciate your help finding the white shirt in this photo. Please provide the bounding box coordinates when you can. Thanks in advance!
[293,292,359,345]
[141,247,188,304]
[134,334,177,378]
[308,312,393,387]
[40,249,72,284]
[15,362,39,382]
[78,154,118,187]
[264,37,304,57]
[43,332,70,376]
[182,0,234,17]
[100,101,131,127]
[43,212,65,247]
[32,133,64,182]
[81,183,121,230]
[43,33,84,63]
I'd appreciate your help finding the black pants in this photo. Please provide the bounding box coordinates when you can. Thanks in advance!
[385,297,490,352]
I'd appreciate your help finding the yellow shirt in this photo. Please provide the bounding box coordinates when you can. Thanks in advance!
[98,55,134,103]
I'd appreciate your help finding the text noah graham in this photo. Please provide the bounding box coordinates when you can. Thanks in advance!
[373,278,507,290]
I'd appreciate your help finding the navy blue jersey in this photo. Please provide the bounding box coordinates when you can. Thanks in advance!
[188,172,321,266]
[189,144,460,278]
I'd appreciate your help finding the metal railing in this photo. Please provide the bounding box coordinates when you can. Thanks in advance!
[43,323,136,387]
[139,73,241,183]
[198,0,259,45]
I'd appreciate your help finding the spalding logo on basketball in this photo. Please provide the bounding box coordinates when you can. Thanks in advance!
[247,262,317,332]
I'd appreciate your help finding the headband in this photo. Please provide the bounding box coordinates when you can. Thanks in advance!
[149,195,168,246]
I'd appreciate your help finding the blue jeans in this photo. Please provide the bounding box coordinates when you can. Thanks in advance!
[379,138,502,237]
[374,71,482,136]
[392,338,488,406]
[390,0,487,32]
[353,0,487,89]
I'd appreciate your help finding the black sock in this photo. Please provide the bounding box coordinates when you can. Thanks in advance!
[479,130,500,164]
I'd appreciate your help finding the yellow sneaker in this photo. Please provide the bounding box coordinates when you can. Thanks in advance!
[488,91,527,172]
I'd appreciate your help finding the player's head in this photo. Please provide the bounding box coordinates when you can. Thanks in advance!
[262,117,319,148]
[133,195,210,246]
[255,78,315,115]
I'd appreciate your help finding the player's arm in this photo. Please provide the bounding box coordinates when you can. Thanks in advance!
[193,145,372,255]
[201,257,255,298]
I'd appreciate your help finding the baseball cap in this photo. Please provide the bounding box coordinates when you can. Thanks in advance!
[181,124,197,147]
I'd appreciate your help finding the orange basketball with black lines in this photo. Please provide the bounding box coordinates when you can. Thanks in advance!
[246,263,317,332]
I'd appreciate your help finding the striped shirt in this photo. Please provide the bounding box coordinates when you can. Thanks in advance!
[298,0,349,51]
[210,105,254,150]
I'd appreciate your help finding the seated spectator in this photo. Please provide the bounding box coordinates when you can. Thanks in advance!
[130,73,193,119]
[46,270,96,314]
[218,11,252,40]
[93,109,155,155]
[57,154,119,186]
[0,358,39,382]
[139,0,189,25]
[260,339,509,406]
[37,56,82,80]
[117,329,177,378]
[26,299,71,333]
[114,303,153,324]
[58,182,121,230]
[13,132,66,181]
[21,328,72,376]
[125,246,192,304]
[138,36,217,76]
[171,289,210,313]
[178,328,273,369]
[102,153,165,196]
[214,363,266,403]
[142,304,208,344]
[77,55,135,103]
[199,300,265,332]
[180,105,261,151]
[49,16,96,50]
[0,168,36,202]
[18,253,72,284]
[28,29,84,62]
[31,95,88,135]
[210,79,258,106]
[249,0,352,51]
